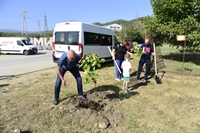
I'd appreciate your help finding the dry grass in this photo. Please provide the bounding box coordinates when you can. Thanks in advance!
[0,58,200,133]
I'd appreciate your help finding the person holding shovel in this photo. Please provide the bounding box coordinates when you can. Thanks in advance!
[136,38,156,83]
[53,50,87,105]
[112,40,132,81]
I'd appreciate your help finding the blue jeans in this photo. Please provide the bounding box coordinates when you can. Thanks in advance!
[54,66,83,99]
[137,58,150,80]
[114,59,123,79]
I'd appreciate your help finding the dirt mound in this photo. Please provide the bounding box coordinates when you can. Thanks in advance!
[77,100,105,111]
[59,91,124,129]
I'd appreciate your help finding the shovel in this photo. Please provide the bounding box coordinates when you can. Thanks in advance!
[108,46,122,74]
[153,43,162,84]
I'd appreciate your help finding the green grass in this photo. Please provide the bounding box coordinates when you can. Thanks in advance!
[0,62,200,133]
[156,44,200,75]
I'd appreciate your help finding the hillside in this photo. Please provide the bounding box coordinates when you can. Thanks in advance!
[0,17,145,34]
[93,17,145,26]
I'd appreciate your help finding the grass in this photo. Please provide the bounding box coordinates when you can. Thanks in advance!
[157,44,200,75]
[0,49,200,132]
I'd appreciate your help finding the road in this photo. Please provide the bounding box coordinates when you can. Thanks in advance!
[0,50,57,79]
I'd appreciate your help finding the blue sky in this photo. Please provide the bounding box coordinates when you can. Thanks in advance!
[0,0,153,32]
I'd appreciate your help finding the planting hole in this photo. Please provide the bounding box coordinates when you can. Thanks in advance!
[76,100,106,111]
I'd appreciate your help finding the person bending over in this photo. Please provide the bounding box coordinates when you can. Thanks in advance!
[53,50,87,105]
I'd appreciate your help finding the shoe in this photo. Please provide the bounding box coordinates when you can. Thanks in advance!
[135,78,140,82]
[53,98,59,105]
[144,79,148,83]
[125,89,131,93]
[121,78,124,81]
[115,78,120,81]
[78,95,87,101]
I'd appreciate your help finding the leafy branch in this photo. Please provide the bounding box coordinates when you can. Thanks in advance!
[79,53,105,86]
[131,42,145,57]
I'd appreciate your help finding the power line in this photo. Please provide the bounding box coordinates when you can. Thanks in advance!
[44,13,48,36]
[38,19,41,35]
[20,7,28,37]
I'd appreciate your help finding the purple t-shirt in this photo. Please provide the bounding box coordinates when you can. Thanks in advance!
[140,44,154,59]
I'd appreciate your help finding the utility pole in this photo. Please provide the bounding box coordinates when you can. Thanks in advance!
[38,19,41,35]
[20,7,28,37]
[44,13,48,37]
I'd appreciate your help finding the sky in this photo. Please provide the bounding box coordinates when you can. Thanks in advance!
[0,0,153,32]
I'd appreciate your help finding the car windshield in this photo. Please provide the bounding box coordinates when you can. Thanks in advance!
[22,40,33,45]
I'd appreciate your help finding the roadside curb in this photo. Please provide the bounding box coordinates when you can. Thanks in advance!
[0,66,55,80]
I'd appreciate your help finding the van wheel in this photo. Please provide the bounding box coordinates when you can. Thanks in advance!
[24,50,29,55]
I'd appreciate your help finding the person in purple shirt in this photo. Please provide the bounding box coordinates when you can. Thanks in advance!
[136,39,156,83]
[53,50,87,105]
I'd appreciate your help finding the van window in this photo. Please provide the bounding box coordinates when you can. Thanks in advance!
[55,32,79,45]
[84,32,112,46]
[22,40,32,45]
[55,32,65,44]
[101,34,112,46]
[17,41,23,46]
[84,32,101,46]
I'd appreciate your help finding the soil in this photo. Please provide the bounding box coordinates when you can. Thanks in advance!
[59,91,124,129]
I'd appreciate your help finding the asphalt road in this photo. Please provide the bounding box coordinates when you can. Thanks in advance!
[0,50,57,79]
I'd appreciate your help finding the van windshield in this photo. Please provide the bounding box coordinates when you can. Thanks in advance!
[55,32,79,45]
[22,40,33,45]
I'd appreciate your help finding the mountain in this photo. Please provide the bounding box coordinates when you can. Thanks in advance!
[93,17,145,26]
[0,29,53,34]
[0,17,145,33]
[0,29,22,33]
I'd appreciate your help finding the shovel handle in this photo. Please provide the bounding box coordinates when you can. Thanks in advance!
[153,43,158,76]
[108,46,122,74]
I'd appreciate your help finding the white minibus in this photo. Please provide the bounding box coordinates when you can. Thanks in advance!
[0,37,38,55]
[52,22,118,62]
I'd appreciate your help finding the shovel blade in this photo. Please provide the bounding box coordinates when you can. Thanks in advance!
[155,76,162,84]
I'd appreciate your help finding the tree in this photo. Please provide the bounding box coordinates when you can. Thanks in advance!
[33,34,41,39]
[126,28,144,43]
[143,0,200,51]
[151,0,200,23]
[46,32,53,38]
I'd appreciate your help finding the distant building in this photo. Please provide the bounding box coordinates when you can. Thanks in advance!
[103,23,122,31]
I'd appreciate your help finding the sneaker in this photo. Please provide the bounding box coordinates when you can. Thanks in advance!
[115,78,120,81]
[53,98,59,105]
[144,79,148,83]
[78,95,87,101]
[121,78,124,81]
[135,78,140,82]
[125,89,131,93]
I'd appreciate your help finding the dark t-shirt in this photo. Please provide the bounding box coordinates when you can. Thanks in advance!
[57,52,81,70]
[140,44,154,60]
[113,44,127,60]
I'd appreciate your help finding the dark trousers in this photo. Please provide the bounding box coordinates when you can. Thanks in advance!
[137,58,151,80]
[54,66,83,99]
